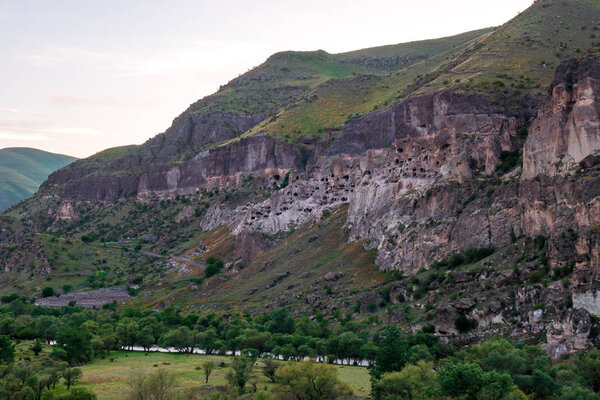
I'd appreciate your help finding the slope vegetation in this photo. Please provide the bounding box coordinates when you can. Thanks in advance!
[0,147,76,211]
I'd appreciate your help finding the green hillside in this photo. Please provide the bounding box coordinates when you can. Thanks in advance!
[0,147,76,211]
[238,0,600,144]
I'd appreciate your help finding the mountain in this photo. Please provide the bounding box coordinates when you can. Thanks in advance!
[2,0,600,359]
[0,147,76,211]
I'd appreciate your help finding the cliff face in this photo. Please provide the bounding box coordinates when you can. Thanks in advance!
[6,54,600,358]
[38,57,600,275]
[523,56,600,179]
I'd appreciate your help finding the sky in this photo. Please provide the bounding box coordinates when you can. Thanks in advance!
[0,0,533,158]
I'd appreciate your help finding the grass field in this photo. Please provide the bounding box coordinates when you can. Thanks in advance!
[13,341,370,398]
[80,351,371,399]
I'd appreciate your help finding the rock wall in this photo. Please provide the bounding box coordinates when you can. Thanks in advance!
[522,55,600,179]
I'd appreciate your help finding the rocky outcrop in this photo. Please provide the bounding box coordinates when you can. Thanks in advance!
[522,55,600,179]
[6,54,600,359]
[214,90,519,270]
[137,135,304,200]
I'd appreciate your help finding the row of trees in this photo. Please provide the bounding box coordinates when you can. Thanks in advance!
[2,296,600,398]
[0,299,391,366]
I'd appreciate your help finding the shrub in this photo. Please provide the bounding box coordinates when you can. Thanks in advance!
[463,247,494,264]
[205,257,224,278]
[447,253,465,269]
[496,150,522,174]
[41,287,55,298]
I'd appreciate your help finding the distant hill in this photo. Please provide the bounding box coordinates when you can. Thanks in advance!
[0,148,76,211]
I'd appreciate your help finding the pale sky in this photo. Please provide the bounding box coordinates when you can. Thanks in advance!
[0,0,532,158]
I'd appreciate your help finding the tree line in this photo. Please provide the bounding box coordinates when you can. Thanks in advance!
[1,295,600,399]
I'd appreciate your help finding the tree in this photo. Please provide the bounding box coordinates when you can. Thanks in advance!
[268,309,295,334]
[437,362,519,400]
[360,341,379,364]
[26,374,46,400]
[127,369,179,400]
[336,332,363,364]
[0,335,15,363]
[57,387,97,400]
[56,325,93,364]
[576,349,600,392]
[369,326,408,383]
[31,339,43,356]
[204,257,224,278]
[372,360,437,400]
[44,367,63,390]
[202,361,215,383]
[116,321,139,350]
[41,287,55,298]
[274,360,352,400]
[262,358,279,383]
[226,356,255,394]
[62,368,82,391]
[440,363,485,398]
[137,327,156,352]
[159,327,196,353]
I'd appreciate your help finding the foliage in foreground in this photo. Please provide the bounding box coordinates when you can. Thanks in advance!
[1,299,600,399]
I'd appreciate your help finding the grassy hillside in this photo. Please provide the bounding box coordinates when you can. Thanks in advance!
[236,0,600,144]
[189,28,493,119]
[0,147,76,211]
[417,0,600,94]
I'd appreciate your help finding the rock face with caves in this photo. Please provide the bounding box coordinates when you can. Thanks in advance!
[6,49,600,358]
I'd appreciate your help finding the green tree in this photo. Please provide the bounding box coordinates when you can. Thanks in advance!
[202,361,215,383]
[336,332,363,364]
[437,362,519,400]
[31,339,43,356]
[226,356,255,394]
[158,327,196,353]
[369,325,408,382]
[57,387,97,400]
[274,360,352,400]
[372,360,437,400]
[56,325,93,364]
[262,358,280,383]
[62,368,82,391]
[0,335,15,363]
[268,309,295,334]
[576,349,600,392]
[126,369,179,400]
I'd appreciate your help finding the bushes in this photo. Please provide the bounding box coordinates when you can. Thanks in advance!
[430,247,494,270]
[372,361,436,400]
[42,287,55,298]
[274,360,352,399]
[126,369,178,400]
[205,257,224,278]
[463,247,494,264]
[438,363,520,400]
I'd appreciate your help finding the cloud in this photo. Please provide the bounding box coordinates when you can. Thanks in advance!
[48,95,148,108]
[0,107,25,113]
[20,40,274,77]
[37,127,100,136]
[0,133,48,141]
[0,116,101,139]
[0,10,13,20]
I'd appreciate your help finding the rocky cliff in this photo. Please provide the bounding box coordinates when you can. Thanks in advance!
[37,55,600,277]
[3,1,600,359]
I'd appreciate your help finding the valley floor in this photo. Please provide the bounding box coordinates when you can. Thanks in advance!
[81,351,371,399]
